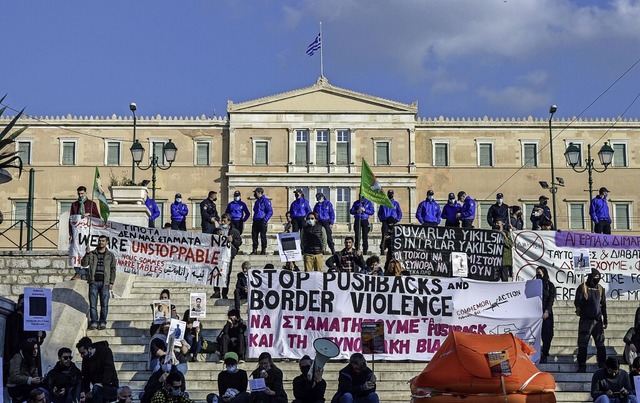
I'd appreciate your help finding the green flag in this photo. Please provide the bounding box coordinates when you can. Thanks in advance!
[93,167,110,222]
[360,159,393,208]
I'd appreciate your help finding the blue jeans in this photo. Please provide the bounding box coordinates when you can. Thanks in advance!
[338,392,380,403]
[184,333,202,356]
[89,281,110,325]
[89,384,117,403]
[594,395,638,403]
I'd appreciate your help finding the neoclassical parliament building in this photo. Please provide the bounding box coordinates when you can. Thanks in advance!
[1,77,638,249]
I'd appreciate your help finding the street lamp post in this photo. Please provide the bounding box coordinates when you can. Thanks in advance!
[548,105,558,229]
[130,139,178,200]
[130,103,137,184]
[564,142,614,232]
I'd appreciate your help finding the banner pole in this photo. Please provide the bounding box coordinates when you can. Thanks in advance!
[319,22,324,78]
[501,375,507,403]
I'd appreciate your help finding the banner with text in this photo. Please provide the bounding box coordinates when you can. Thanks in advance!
[247,269,542,361]
[391,224,504,281]
[69,215,230,287]
[513,230,640,300]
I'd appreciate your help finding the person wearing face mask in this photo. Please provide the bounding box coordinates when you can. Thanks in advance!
[531,195,553,230]
[441,192,461,227]
[416,190,441,227]
[377,189,402,255]
[201,191,221,234]
[225,191,251,235]
[575,268,608,373]
[314,192,336,255]
[212,214,243,299]
[117,386,133,403]
[150,372,194,403]
[456,191,476,228]
[290,188,312,232]
[75,337,119,403]
[591,187,612,234]
[487,193,510,230]
[207,352,250,403]
[535,266,556,363]
[141,363,186,403]
[292,355,326,403]
[70,185,101,280]
[251,188,273,255]
[349,195,374,254]
[300,212,327,272]
[332,353,379,403]
[590,357,636,403]
[170,194,189,231]
[509,205,524,231]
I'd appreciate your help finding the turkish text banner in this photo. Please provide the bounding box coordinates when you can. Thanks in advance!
[247,269,542,361]
[513,230,640,300]
[69,215,230,287]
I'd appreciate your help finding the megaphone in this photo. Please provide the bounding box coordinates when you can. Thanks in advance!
[308,338,340,381]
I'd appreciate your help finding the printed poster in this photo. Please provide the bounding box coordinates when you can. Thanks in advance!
[277,232,302,263]
[24,287,52,332]
[152,300,171,324]
[189,293,206,319]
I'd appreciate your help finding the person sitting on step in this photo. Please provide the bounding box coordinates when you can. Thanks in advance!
[216,309,247,364]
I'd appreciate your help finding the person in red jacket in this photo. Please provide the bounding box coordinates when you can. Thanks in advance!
[70,186,101,280]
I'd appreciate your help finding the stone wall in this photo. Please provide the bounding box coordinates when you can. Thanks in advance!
[0,251,70,300]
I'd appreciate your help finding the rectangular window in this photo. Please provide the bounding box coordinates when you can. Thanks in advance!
[523,143,538,167]
[17,141,32,165]
[62,141,76,165]
[614,203,630,230]
[106,142,121,166]
[255,141,268,165]
[375,141,390,166]
[295,130,309,165]
[433,143,448,167]
[196,142,210,166]
[336,130,350,165]
[569,203,585,230]
[316,130,329,166]
[13,201,28,222]
[152,141,166,166]
[154,202,165,228]
[478,203,492,229]
[478,143,493,167]
[612,143,628,167]
[335,187,351,223]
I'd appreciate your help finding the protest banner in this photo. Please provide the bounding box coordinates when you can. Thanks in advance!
[247,269,542,361]
[68,216,230,287]
[391,224,504,281]
[513,230,640,300]
[24,287,52,332]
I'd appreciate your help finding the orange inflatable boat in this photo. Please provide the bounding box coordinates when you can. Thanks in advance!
[410,331,556,403]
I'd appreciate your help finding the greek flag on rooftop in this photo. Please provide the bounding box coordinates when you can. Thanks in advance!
[306,33,321,56]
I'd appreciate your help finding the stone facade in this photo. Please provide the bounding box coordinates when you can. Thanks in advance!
[0,252,70,299]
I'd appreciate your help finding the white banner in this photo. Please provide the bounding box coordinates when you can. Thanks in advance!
[513,230,640,300]
[247,269,543,361]
[69,215,230,287]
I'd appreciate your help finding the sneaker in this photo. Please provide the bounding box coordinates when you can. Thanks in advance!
[239,359,245,364]
[98,323,107,330]
[217,359,224,364]
[88,323,98,330]
[577,365,587,373]
[211,291,221,299]
[250,250,258,255]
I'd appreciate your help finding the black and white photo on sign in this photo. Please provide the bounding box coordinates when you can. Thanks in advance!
[189,292,206,318]
[169,319,186,347]
[152,300,171,324]
[451,252,469,278]
[24,287,52,332]
[277,232,302,262]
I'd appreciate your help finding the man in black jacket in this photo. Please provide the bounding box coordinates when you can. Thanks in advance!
[325,237,366,272]
[76,337,119,403]
[234,262,250,311]
[590,356,636,402]
[213,213,242,299]
[487,193,510,230]
[331,353,379,403]
[536,266,556,363]
[44,347,82,403]
[293,355,326,403]
[575,268,608,373]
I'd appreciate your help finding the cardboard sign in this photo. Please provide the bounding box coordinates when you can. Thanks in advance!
[152,300,171,324]
[24,288,52,332]
[451,252,469,278]
[361,321,385,354]
[486,350,511,377]
[189,293,207,319]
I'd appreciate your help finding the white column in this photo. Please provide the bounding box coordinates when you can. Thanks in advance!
[228,128,236,172]
[409,186,416,223]
[409,128,416,173]
[287,128,295,173]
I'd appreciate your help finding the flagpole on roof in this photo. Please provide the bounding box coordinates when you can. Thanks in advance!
[320,22,324,78]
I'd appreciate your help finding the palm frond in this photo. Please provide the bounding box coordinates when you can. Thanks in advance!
[0,96,27,180]
[0,108,24,141]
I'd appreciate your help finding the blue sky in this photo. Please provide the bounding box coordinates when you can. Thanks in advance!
[1,0,639,120]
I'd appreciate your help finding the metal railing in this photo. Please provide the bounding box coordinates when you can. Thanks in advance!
[0,219,60,251]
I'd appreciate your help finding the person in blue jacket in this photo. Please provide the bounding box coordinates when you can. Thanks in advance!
[251,187,273,255]
[590,187,612,234]
[441,192,461,227]
[416,190,441,227]
[350,195,374,254]
[377,189,402,255]
[314,192,336,254]
[145,195,160,228]
[457,191,476,228]
[289,188,312,232]
[225,190,250,235]
[170,193,188,231]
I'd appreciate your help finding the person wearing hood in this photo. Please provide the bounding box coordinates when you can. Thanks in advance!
[575,268,608,372]
[76,337,119,403]
[487,193,510,229]
[441,192,461,227]
[623,307,640,366]
[536,266,556,363]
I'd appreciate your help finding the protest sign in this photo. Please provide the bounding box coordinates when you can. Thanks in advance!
[169,319,186,347]
[277,232,302,263]
[361,321,385,354]
[513,230,640,300]
[152,300,171,324]
[24,287,52,332]
[391,225,504,281]
[247,269,542,361]
[189,293,206,319]
[69,216,230,287]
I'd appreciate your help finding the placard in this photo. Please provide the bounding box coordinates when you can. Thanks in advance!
[573,249,590,275]
[249,378,266,392]
[451,252,469,278]
[24,288,52,332]
[152,300,171,324]
[169,319,186,347]
[487,350,511,377]
[361,321,385,354]
[189,293,207,319]
[277,232,302,263]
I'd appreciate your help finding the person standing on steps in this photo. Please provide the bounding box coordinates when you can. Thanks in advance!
[251,188,272,255]
[575,268,608,373]
[200,191,220,234]
[225,191,251,235]
[82,235,117,331]
[289,188,312,233]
